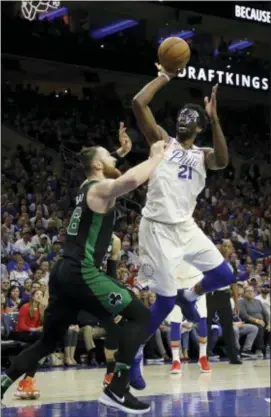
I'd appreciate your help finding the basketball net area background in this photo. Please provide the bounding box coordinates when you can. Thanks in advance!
[21,1,61,21]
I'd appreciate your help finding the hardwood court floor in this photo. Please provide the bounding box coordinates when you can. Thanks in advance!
[2,359,270,417]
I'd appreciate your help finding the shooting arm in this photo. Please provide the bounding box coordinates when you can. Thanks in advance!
[132,76,170,145]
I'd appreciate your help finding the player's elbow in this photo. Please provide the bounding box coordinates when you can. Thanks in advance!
[215,155,228,169]
[132,96,145,109]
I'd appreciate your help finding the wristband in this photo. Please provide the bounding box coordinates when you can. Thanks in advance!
[158,72,170,82]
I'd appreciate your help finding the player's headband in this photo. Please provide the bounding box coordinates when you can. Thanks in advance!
[178,108,200,125]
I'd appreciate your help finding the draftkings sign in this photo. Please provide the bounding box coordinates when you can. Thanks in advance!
[177,66,269,91]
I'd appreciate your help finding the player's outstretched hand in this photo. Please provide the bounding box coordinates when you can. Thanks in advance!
[204,84,218,119]
[150,140,166,161]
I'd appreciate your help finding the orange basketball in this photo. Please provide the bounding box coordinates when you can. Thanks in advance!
[158,37,191,73]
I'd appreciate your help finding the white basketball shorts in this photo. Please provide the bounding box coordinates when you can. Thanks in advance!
[138,217,224,297]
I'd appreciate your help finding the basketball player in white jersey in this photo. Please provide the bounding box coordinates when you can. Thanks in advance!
[129,65,237,390]
[168,261,210,374]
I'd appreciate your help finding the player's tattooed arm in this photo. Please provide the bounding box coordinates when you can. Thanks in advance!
[203,84,228,170]
[132,75,169,146]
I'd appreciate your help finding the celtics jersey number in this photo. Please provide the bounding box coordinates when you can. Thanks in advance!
[67,207,82,236]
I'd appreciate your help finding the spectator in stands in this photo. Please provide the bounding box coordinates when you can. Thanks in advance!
[31,281,42,293]
[1,293,13,314]
[13,228,35,256]
[13,290,43,343]
[256,282,270,321]
[33,268,43,282]
[230,295,258,358]
[117,267,130,285]
[29,247,47,271]
[9,259,30,287]
[47,240,62,262]
[31,227,47,247]
[1,226,13,262]
[64,325,80,366]
[7,285,22,310]
[2,215,16,242]
[1,277,11,297]
[118,238,138,265]
[239,286,271,358]
[7,252,31,274]
[77,311,106,365]
[39,260,50,284]
[35,234,51,254]
[21,278,33,303]
[30,210,48,229]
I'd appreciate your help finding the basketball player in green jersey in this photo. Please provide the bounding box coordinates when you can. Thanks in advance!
[1,141,165,414]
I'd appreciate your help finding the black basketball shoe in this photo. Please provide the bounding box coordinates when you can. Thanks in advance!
[99,386,151,414]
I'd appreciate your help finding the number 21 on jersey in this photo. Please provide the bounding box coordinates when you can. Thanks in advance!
[178,165,193,180]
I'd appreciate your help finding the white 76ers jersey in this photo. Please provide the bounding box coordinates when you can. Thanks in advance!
[142,138,206,224]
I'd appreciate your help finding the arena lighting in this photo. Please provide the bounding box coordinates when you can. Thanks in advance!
[91,20,139,39]
[214,40,254,57]
[38,6,68,21]
[158,30,194,44]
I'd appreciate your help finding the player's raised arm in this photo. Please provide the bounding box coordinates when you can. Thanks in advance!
[132,65,175,146]
[91,141,165,200]
[203,84,228,170]
[111,122,132,159]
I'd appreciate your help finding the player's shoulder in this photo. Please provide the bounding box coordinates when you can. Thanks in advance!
[86,179,114,196]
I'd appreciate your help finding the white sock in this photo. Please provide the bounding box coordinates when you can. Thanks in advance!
[184,288,199,302]
[199,342,207,358]
[172,347,180,362]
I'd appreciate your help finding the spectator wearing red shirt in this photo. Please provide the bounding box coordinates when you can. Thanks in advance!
[13,290,43,343]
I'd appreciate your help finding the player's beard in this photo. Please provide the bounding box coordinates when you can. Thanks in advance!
[176,122,197,143]
[102,163,121,179]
